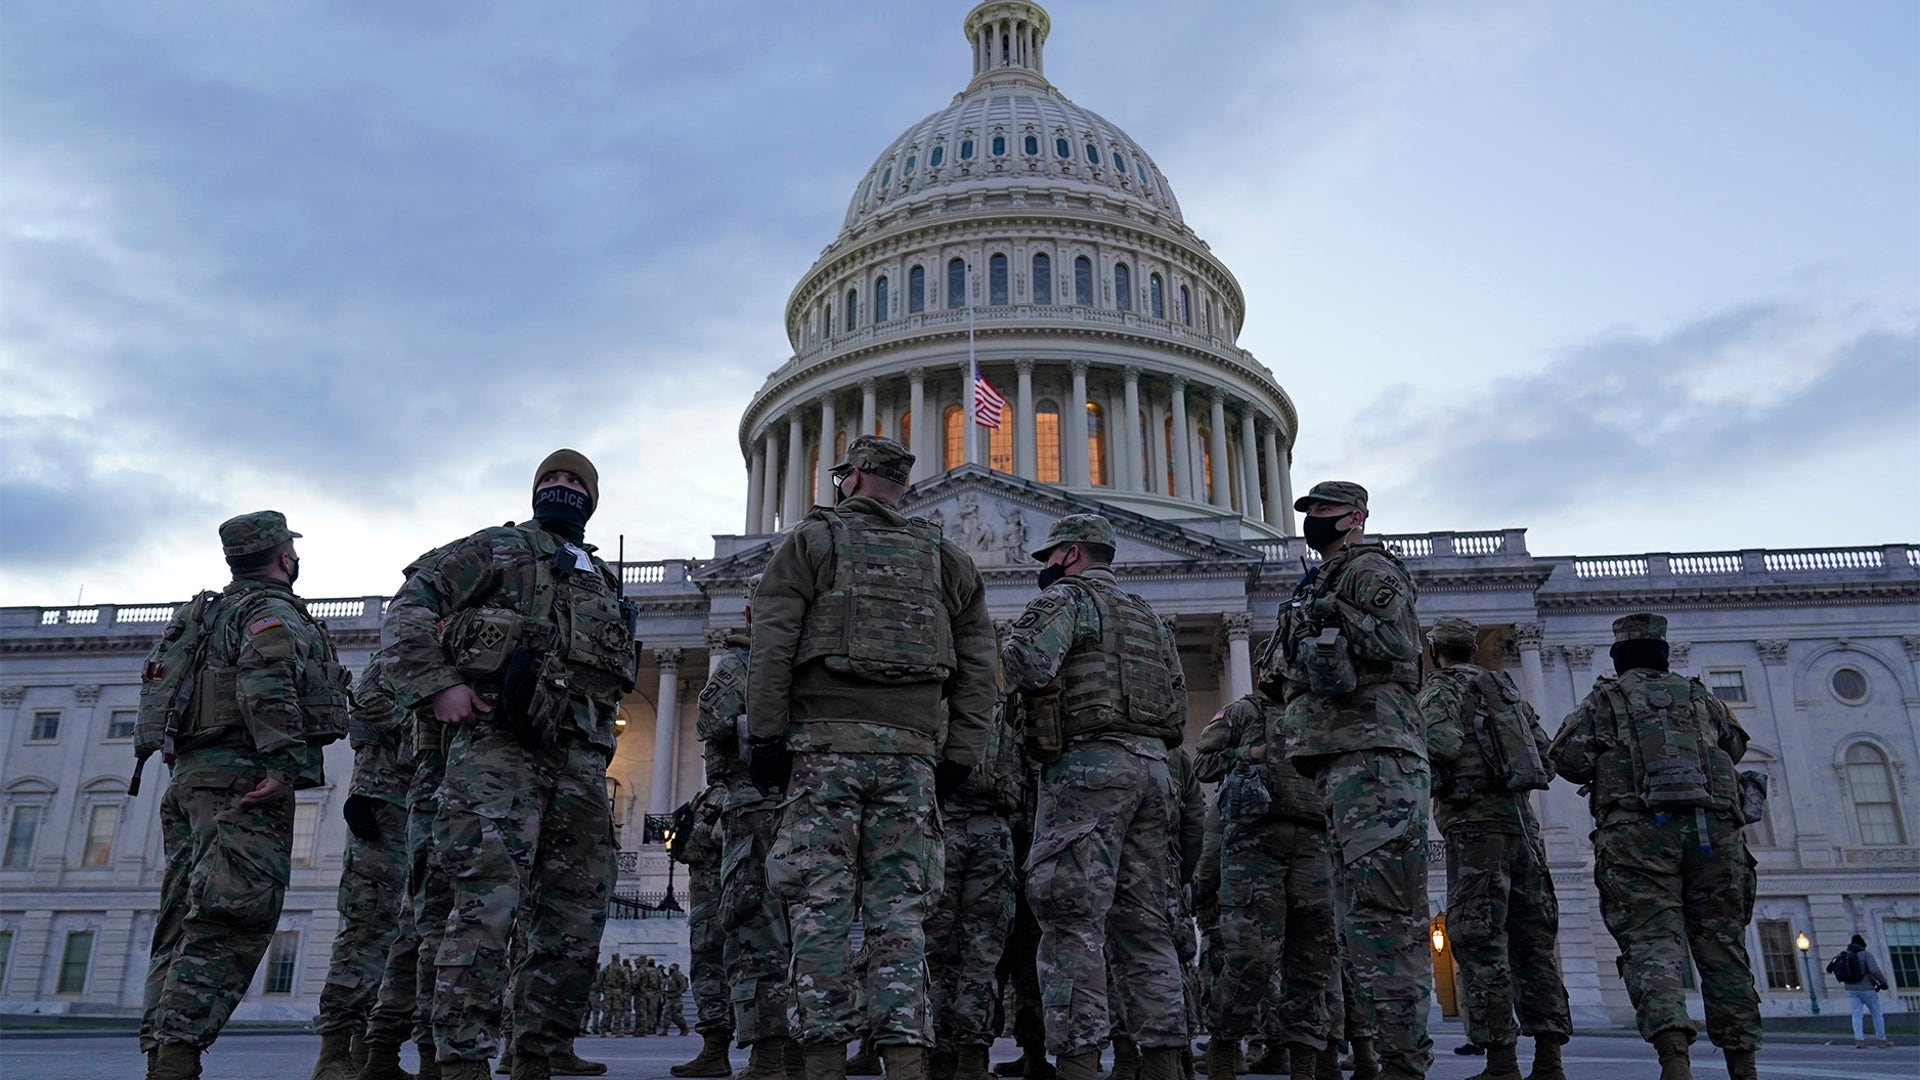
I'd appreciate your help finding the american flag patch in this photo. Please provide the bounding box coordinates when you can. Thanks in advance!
[247,616,285,635]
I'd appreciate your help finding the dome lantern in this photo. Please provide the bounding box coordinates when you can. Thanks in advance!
[964,1,1051,85]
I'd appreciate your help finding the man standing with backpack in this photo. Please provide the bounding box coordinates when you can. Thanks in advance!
[1828,934,1895,1049]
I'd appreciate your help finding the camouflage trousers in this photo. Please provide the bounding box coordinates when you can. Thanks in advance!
[1321,750,1432,1077]
[688,861,731,1034]
[767,752,940,1048]
[142,769,294,1050]
[430,725,616,1062]
[315,797,412,1034]
[367,749,451,1049]
[662,986,691,1034]
[1593,811,1761,1051]
[1443,825,1572,1049]
[998,822,1046,1050]
[926,811,1016,1047]
[1209,818,1336,1049]
[1028,736,1187,1055]
[722,781,795,1045]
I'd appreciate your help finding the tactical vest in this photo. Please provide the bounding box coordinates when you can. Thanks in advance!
[1267,758,1330,826]
[1434,665,1552,799]
[188,588,352,748]
[135,589,224,760]
[1588,671,1739,815]
[793,509,955,683]
[1056,576,1182,745]
[1267,546,1421,693]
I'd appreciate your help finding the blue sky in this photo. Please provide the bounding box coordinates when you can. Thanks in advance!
[2,0,1915,606]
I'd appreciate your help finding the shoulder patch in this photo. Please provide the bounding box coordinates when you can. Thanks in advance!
[247,616,286,636]
[1365,577,1404,612]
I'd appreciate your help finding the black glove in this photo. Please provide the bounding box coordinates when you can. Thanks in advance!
[749,737,794,794]
[934,759,971,801]
[342,793,381,842]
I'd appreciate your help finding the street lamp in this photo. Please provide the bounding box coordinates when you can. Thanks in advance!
[1431,925,1447,954]
[657,825,683,914]
[1796,933,1820,1015]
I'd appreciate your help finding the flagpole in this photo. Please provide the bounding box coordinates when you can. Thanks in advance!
[965,261,978,466]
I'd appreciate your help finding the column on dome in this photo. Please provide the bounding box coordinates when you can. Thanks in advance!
[862,378,878,437]
[908,368,927,482]
[1238,405,1263,521]
[760,427,781,532]
[1261,420,1285,529]
[783,410,807,525]
[1223,612,1254,701]
[816,393,837,504]
[1122,366,1143,493]
[1015,359,1037,480]
[745,442,767,534]
[1168,377,1192,500]
[1276,441,1296,529]
[1207,389,1231,509]
[648,648,685,813]
[1067,360,1091,486]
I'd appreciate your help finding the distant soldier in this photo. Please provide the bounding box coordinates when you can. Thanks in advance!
[140,511,350,1080]
[663,962,692,1036]
[1002,513,1188,1080]
[1418,616,1569,1080]
[672,785,733,1076]
[1549,613,1760,1080]
[1259,481,1431,1080]
[638,961,662,1038]
[747,435,998,1080]
[607,958,633,1036]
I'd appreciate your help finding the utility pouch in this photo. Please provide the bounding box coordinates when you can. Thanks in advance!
[1219,763,1274,824]
[1736,769,1769,826]
[1024,686,1064,764]
[1305,627,1358,697]
[441,607,523,680]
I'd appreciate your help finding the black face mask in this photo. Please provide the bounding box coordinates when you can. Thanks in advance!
[1038,562,1067,591]
[1302,512,1351,551]
[1610,639,1670,674]
[533,484,592,543]
[285,555,300,587]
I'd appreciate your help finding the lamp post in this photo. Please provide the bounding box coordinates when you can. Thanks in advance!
[658,825,683,914]
[1796,932,1820,1015]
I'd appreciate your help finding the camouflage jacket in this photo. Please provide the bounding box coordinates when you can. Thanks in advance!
[696,630,750,784]
[170,578,334,791]
[1196,689,1328,828]
[347,657,415,806]
[1001,566,1186,744]
[747,495,997,765]
[943,695,1024,817]
[1419,664,1547,835]
[1262,543,1425,765]
[1550,668,1748,827]
[1170,747,1205,887]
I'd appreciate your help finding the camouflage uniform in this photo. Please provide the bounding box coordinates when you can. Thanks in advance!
[749,437,998,1051]
[1549,613,1760,1064]
[664,964,692,1035]
[679,787,731,1037]
[1002,515,1189,1061]
[605,960,633,1035]
[1260,482,1431,1079]
[385,454,633,1067]
[1194,690,1336,1054]
[142,512,346,1066]
[1166,750,1205,1043]
[1418,617,1570,1057]
[926,701,1022,1053]
[636,963,660,1036]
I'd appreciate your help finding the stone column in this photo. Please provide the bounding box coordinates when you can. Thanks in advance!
[1238,407,1262,521]
[744,443,767,534]
[908,368,927,482]
[1168,377,1192,500]
[862,378,878,437]
[1223,613,1253,701]
[704,628,731,677]
[1514,623,1549,712]
[782,411,807,527]
[1261,420,1285,527]
[1123,366,1143,493]
[1276,441,1296,532]
[816,394,837,504]
[1208,389,1232,510]
[1068,359,1090,486]
[760,427,781,533]
[1015,359,1037,479]
[648,648,685,814]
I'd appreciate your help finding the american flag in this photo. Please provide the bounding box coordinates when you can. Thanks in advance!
[973,364,1007,429]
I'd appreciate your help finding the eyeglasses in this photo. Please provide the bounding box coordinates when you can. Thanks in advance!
[830,467,854,488]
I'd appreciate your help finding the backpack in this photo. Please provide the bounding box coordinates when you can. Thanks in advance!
[131,590,224,793]
[1830,949,1866,984]
[1591,672,1739,814]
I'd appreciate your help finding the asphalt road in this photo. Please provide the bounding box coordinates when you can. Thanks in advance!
[2,1031,1913,1080]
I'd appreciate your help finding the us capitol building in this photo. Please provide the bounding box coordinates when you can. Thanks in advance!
[3,0,1916,1032]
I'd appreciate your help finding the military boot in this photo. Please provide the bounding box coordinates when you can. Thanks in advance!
[673,1029,737,1078]
[739,1037,800,1080]
[1139,1047,1184,1080]
[1312,1047,1338,1080]
[1344,1038,1378,1080]
[1001,1042,1055,1080]
[955,1045,993,1080]
[1105,1035,1141,1080]
[549,1041,609,1076]
[1245,1043,1286,1075]
[1231,1043,1247,1076]
[1056,1051,1102,1080]
[847,1040,883,1077]
[883,1045,930,1080]
[309,1029,357,1080]
[511,1053,552,1080]
[1462,1043,1521,1080]
[804,1042,852,1080]
[1652,1030,1693,1080]
[1204,1039,1238,1080]
[1524,1036,1565,1080]
[152,1043,203,1080]
[1722,1049,1757,1080]
[359,1039,414,1080]
[496,1046,514,1074]
[784,1039,806,1080]
[442,1062,493,1080]
[933,1045,961,1080]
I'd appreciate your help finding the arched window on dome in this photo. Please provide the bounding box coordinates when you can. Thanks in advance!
[991,134,1007,157]
[948,258,967,309]
[1024,134,1039,157]
[943,404,964,470]
[1056,136,1071,160]
[960,139,975,161]
[909,266,926,314]
[823,301,832,338]
[1074,257,1093,307]
[846,289,858,333]
[1036,399,1061,483]
[874,276,889,323]
[1149,273,1165,320]
[1179,285,1191,326]
[1086,402,1108,486]
[1114,263,1132,312]
[1085,142,1100,165]
[1114,151,1128,176]
[1032,253,1052,305]
[904,153,917,176]
[1138,163,1152,189]
[989,254,1008,306]
[988,400,1013,473]
[1846,743,1906,845]
[929,144,945,168]
[881,165,892,188]
[1197,424,1215,502]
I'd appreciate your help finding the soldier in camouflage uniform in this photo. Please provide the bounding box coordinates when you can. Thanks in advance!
[384,450,634,1080]
[1417,616,1569,1080]
[638,961,662,1037]
[604,959,633,1036]
[748,435,998,1080]
[141,512,350,1080]
[1259,481,1431,1080]
[673,785,733,1076]
[1002,514,1188,1080]
[309,653,416,1080]
[1195,688,1337,1080]
[1549,613,1760,1080]
[662,962,692,1035]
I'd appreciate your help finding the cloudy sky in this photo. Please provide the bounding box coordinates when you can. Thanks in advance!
[3,0,1915,607]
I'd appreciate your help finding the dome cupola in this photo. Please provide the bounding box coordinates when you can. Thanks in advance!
[964,1,1051,85]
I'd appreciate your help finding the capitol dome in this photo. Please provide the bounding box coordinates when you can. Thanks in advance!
[739,0,1297,537]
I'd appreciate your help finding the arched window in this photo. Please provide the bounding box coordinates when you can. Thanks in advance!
[1055,136,1071,159]
[1164,416,1176,494]
[1024,134,1039,156]
[1114,263,1132,312]
[900,410,911,451]
[1036,399,1062,483]
[874,276,889,323]
[1149,273,1165,319]
[1846,743,1906,844]
[929,144,944,168]
[1074,256,1093,306]
[943,404,965,470]
[948,258,967,309]
[1197,425,1213,501]
[989,407,1013,473]
[991,134,1007,156]
[1179,285,1191,326]
[881,165,892,188]
[1114,151,1128,175]
[1085,142,1099,165]
[835,430,848,465]
[1032,253,1052,305]
[909,265,926,314]
[989,254,1009,305]
[960,139,975,161]
[845,289,858,332]
[824,302,832,337]
[904,153,917,176]
[1086,402,1107,486]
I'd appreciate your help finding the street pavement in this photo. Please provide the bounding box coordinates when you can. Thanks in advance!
[2,1030,1914,1080]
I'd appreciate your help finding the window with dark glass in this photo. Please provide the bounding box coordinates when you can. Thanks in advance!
[1847,743,1906,844]
[29,711,58,741]
[1032,253,1052,305]
[874,276,889,323]
[1074,256,1093,306]
[943,405,964,470]
[1149,273,1164,319]
[1887,919,1920,989]
[1024,134,1039,156]
[1756,920,1801,990]
[948,258,967,309]
[909,266,926,313]
[3,806,39,868]
[1036,400,1061,483]
[1179,285,1191,326]
[1114,151,1128,174]
[1085,143,1099,165]
[881,165,892,187]
[991,134,1006,156]
[960,139,975,161]
[989,254,1008,305]
[57,931,92,994]
[107,710,136,740]
[846,289,858,332]
[1056,137,1071,159]
[1114,263,1132,311]
[1138,163,1152,188]
[930,144,945,168]
[0,931,11,990]
[265,931,298,994]
[81,804,117,868]
[904,154,917,176]
[1087,402,1107,486]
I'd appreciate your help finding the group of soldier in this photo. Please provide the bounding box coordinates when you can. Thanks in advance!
[585,957,690,1037]
[132,438,1766,1080]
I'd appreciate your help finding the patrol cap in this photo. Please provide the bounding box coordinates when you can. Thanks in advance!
[1293,480,1369,514]
[1611,612,1668,643]
[219,511,301,558]
[535,448,600,509]
[833,434,914,486]
[1426,615,1478,649]
[1030,513,1117,561]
